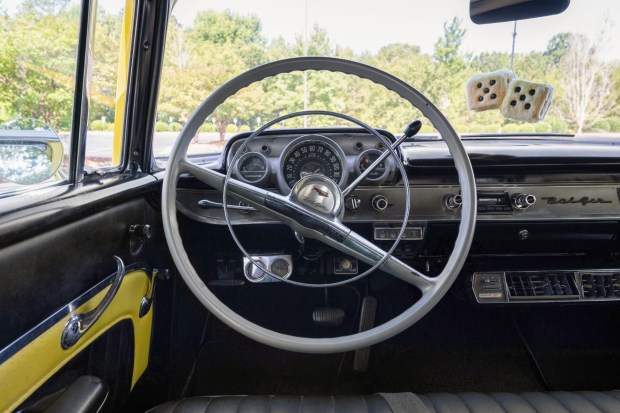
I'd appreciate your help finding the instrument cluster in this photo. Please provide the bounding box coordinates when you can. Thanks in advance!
[227,131,397,194]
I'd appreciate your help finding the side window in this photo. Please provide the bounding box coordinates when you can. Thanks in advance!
[84,2,133,172]
[0,1,134,194]
[0,1,80,192]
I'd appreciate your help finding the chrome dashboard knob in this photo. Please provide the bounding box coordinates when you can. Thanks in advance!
[443,194,462,210]
[345,196,362,211]
[512,193,536,209]
[371,194,389,211]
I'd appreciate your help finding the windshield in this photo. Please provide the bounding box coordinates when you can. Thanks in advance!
[153,0,620,158]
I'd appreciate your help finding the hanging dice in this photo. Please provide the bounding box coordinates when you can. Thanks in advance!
[501,79,554,123]
[465,70,515,112]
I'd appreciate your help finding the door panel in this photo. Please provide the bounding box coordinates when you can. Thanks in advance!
[0,183,159,411]
[1,269,153,412]
[0,197,152,348]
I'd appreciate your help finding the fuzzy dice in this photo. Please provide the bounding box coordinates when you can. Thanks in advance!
[465,70,515,112]
[501,80,554,123]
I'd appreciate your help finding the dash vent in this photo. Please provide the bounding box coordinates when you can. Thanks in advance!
[580,273,620,299]
[506,272,579,300]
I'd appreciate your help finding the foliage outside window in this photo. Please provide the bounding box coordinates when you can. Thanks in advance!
[154,3,620,159]
[0,0,80,191]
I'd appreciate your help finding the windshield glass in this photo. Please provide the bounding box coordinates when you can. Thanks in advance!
[153,0,620,158]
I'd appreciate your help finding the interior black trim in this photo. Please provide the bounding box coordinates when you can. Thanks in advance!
[0,173,158,248]
[68,0,91,184]
[44,376,108,413]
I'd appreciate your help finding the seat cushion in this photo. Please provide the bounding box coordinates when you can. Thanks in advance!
[146,391,620,413]
[147,395,394,413]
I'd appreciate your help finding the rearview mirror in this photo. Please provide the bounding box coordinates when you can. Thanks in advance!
[470,0,570,24]
[0,119,64,185]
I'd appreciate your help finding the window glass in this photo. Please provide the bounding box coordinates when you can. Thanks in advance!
[0,0,81,192]
[154,0,620,161]
[84,2,133,172]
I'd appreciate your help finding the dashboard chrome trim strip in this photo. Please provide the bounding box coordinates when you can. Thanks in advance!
[177,183,620,225]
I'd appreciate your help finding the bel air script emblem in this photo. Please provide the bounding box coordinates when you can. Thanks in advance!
[312,186,329,197]
[541,196,612,206]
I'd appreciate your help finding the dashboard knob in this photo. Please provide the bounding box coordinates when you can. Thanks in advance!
[340,258,353,271]
[345,196,362,211]
[371,194,389,212]
[443,194,462,210]
[512,193,536,209]
[129,224,152,239]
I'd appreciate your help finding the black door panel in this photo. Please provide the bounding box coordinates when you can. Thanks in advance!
[0,197,156,349]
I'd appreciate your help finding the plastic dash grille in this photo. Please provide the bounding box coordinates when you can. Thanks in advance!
[506,273,579,299]
[581,273,620,299]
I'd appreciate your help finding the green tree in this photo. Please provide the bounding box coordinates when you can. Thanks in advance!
[187,11,267,140]
[544,32,572,65]
[470,51,511,72]
[431,17,468,117]
[433,17,466,66]
[9,4,80,129]
[560,34,616,133]
[189,10,262,45]
[19,0,71,15]
[294,25,333,56]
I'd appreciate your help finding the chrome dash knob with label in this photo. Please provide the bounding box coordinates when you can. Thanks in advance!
[512,193,536,209]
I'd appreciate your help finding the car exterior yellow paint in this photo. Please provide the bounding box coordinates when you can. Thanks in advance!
[112,0,135,165]
[0,270,153,413]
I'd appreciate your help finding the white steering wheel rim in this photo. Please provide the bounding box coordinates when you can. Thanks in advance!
[161,57,477,353]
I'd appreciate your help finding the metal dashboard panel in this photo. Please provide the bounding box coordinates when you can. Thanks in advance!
[176,184,620,225]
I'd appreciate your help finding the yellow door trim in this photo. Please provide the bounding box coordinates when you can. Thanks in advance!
[0,270,153,413]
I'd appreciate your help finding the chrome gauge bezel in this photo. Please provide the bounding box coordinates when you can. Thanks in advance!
[354,148,393,185]
[243,255,293,283]
[277,134,349,194]
[233,151,270,187]
[244,258,267,283]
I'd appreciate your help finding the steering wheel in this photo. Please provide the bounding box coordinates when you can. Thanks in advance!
[162,57,477,353]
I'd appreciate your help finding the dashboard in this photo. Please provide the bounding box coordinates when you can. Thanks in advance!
[175,128,620,303]
[226,130,397,193]
[177,129,620,226]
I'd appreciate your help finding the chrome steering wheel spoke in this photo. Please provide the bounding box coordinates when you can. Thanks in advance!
[341,230,436,292]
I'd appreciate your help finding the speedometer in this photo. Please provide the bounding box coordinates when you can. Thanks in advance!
[281,136,345,188]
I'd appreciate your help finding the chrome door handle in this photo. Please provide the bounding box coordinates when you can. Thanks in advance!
[61,256,126,349]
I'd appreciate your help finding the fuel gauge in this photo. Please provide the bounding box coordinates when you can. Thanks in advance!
[235,152,270,186]
[270,258,291,279]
